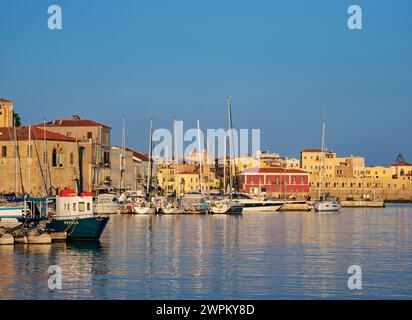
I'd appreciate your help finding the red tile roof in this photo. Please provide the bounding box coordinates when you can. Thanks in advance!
[125,147,151,162]
[0,98,13,103]
[37,119,111,129]
[239,167,309,174]
[391,162,412,167]
[0,126,78,142]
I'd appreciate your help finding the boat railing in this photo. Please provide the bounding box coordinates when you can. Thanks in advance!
[52,213,104,220]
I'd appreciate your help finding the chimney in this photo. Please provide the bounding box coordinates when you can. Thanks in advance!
[72,114,81,120]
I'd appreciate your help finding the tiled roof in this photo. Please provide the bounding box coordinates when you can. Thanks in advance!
[37,119,111,129]
[0,98,13,103]
[0,126,78,142]
[391,162,412,167]
[239,167,309,174]
[125,147,151,162]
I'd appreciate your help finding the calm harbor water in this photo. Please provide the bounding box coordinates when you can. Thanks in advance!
[1,205,412,299]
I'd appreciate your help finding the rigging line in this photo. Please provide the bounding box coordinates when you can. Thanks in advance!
[33,135,49,196]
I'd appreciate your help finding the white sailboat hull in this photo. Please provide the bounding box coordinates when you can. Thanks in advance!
[162,207,185,214]
[133,206,157,214]
[314,201,341,212]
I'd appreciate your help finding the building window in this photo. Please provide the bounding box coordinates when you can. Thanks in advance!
[275,176,280,185]
[52,149,57,167]
[1,146,6,157]
[70,153,74,165]
[87,132,93,139]
[300,177,304,184]
[58,149,63,167]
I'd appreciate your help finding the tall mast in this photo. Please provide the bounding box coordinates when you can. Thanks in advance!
[121,115,126,190]
[173,118,178,195]
[223,135,227,193]
[146,118,153,195]
[13,117,18,194]
[227,96,234,196]
[28,126,31,195]
[318,111,326,201]
[197,120,203,194]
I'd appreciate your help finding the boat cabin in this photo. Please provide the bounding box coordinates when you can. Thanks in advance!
[56,189,94,218]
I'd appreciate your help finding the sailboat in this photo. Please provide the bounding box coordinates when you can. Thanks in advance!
[159,119,185,214]
[314,111,341,213]
[133,118,157,214]
[209,96,243,215]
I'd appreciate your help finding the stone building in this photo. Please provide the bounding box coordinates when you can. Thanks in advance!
[301,149,412,201]
[0,126,80,196]
[0,98,14,127]
[36,116,111,192]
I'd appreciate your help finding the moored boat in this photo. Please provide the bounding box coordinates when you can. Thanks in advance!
[230,193,283,213]
[208,197,243,214]
[46,190,110,240]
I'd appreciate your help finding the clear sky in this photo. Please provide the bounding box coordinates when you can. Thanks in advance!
[1,0,411,165]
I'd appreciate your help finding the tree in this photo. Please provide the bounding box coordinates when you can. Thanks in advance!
[13,112,21,127]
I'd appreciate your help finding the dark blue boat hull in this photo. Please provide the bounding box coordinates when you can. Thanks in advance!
[46,216,110,241]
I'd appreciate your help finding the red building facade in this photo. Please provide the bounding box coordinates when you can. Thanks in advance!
[238,167,310,195]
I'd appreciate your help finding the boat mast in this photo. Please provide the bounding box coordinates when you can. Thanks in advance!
[146,119,153,195]
[13,118,18,194]
[28,126,31,195]
[319,110,326,201]
[197,120,203,195]
[121,115,126,190]
[173,118,179,196]
[227,96,234,197]
[223,135,227,193]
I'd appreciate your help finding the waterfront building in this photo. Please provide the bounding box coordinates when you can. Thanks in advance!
[108,147,153,190]
[300,149,365,178]
[238,167,310,198]
[0,98,14,127]
[36,115,111,192]
[157,163,220,195]
[0,126,80,196]
[301,149,412,201]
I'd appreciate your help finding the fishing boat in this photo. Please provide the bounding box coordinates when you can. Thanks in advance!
[313,111,341,213]
[18,190,110,241]
[46,190,110,240]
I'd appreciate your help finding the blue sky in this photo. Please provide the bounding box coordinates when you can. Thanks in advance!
[0,0,411,165]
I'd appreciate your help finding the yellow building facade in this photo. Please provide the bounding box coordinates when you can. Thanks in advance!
[157,164,220,195]
[0,98,14,127]
[301,149,412,201]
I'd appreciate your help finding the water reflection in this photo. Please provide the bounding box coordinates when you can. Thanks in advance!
[1,206,412,299]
